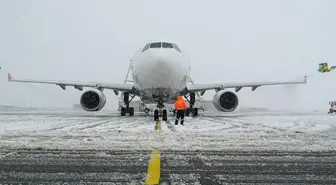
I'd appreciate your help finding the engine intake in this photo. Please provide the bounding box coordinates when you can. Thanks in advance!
[213,90,239,112]
[80,89,106,111]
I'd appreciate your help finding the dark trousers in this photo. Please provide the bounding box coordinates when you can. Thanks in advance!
[175,110,185,125]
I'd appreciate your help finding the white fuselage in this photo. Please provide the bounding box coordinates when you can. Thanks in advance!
[130,47,190,104]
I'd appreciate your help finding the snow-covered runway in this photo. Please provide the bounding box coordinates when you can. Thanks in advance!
[2,109,336,184]
[1,109,336,151]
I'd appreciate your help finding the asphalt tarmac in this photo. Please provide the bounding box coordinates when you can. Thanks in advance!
[1,148,336,185]
[1,109,336,184]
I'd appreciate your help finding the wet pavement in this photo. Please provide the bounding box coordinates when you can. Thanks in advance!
[1,148,336,185]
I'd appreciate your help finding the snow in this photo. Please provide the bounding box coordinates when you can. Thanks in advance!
[1,109,336,151]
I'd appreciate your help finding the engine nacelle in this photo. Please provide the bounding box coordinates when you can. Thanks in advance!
[80,89,106,111]
[213,90,239,112]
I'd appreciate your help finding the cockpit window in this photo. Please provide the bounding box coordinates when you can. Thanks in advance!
[142,42,182,52]
[150,42,161,48]
[173,44,181,52]
[162,42,174,48]
[142,43,150,52]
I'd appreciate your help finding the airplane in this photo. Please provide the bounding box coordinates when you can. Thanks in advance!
[7,41,307,121]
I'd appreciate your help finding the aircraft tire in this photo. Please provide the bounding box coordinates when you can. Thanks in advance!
[154,109,159,121]
[185,108,190,116]
[193,108,199,117]
[129,107,134,116]
[121,107,126,116]
[162,109,167,121]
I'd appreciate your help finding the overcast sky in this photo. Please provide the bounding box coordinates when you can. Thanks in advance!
[0,0,335,111]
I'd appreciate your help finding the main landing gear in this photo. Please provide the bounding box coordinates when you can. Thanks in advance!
[153,99,168,122]
[120,92,135,116]
[185,92,199,117]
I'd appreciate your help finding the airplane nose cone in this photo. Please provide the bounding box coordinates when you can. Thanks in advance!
[148,52,172,69]
[152,60,170,74]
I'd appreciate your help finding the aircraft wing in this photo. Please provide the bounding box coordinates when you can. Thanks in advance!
[186,75,307,93]
[7,73,135,95]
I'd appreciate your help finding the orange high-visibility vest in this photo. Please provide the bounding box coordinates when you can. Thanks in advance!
[174,96,187,110]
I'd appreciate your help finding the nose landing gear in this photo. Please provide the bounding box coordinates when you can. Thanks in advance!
[154,109,168,121]
[154,100,168,121]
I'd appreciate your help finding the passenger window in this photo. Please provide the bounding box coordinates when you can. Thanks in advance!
[150,42,161,48]
[173,44,181,52]
[142,44,150,52]
[162,42,174,48]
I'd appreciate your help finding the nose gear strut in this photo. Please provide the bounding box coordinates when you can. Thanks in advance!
[154,99,168,121]
[119,92,135,116]
[184,92,199,117]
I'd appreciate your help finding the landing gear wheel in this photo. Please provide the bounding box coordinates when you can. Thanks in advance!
[185,108,190,116]
[121,107,126,116]
[129,107,134,116]
[162,109,167,121]
[154,109,159,121]
[192,108,199,117]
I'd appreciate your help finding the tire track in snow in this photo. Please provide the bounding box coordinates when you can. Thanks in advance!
[165,120,177,132]
[76,119,113,131]
[44,119,104,131]
[200,117,291,133]
[199,117,257,132]
[228,117,315,134]
[107,117,153,130]
[191,117,238,131]
[0,115,32,123]
[164,120,189,148]
[69,117,143,132]
[78,116,154,132]
[229,118,290,133]
[46,116,133,131]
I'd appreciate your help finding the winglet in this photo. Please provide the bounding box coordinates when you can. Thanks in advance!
[8,73,13,81]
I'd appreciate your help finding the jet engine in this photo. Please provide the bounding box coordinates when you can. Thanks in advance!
[213,90,239,112]
[80,88,106,111]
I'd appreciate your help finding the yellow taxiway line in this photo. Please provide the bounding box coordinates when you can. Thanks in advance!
[145,121,161,185]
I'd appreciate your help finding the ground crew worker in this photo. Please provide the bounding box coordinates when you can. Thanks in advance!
[174,96,187,125]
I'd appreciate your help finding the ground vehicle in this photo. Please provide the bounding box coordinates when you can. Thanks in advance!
[330,66,336,72]
[328,101,336,114]
[318,62,336,73]
[318,63,330,73]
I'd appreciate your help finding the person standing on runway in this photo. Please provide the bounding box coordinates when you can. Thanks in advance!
[174,96,187,125]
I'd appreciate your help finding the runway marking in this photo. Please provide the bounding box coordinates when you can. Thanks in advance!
[145,149,161,185]
[145,121,161,185]
[155,120,161,131]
